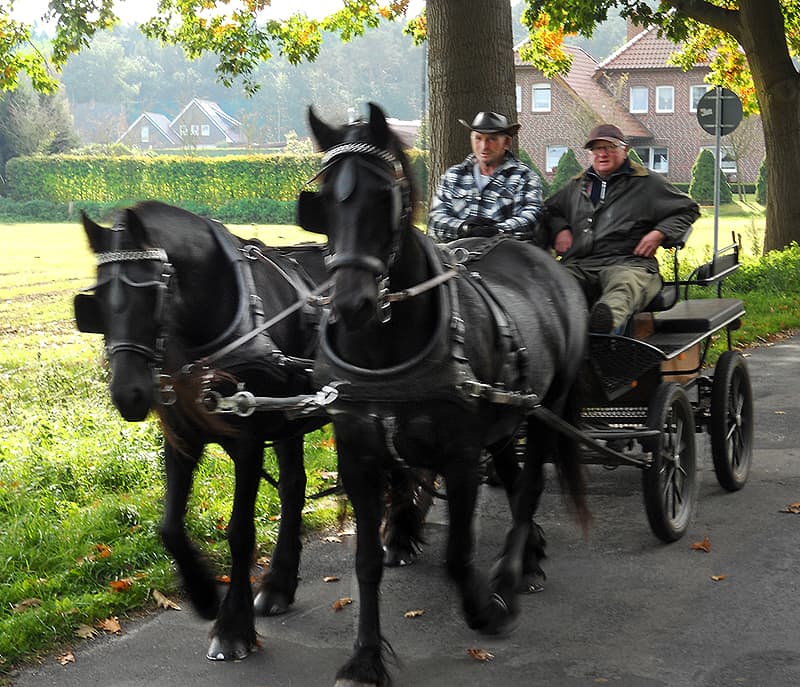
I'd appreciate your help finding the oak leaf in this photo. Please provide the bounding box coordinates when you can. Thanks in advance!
[75,624,98,639]
[690,536,711,553]
[466,648,494,661]
[711,574,727,582]
[152,589,181,610]
[332,597,353,611]
[404,609,425,618]
[97,616,121,634]
[57,652,75,665]
[780,502,800,514]
[323,576,340,583]
[94,543,112,559]
[12,598,42,613]
[109,578,133,592]
[323,535,343,543]
[216,574,231,584]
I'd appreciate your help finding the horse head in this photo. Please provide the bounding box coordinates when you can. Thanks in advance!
[77,208,173,421]
[301,102,415,332]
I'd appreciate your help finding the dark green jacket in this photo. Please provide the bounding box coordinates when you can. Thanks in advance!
[545,160,700,272]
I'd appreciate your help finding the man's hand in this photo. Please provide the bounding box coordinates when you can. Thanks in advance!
[554,228,573,255]
[461,218,499,238]
[634,229,665,258]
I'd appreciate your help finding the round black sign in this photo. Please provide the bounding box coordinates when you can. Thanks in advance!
[696,87,743,136]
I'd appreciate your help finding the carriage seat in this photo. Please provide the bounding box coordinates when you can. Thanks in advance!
[651,298,744,334]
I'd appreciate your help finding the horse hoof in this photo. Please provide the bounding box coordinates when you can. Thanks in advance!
[383,546,416,567]
[206,636,252,661]
[254,590,290,616]
[517,574,545,594]
[334,681,378,687]
[479,593,519,637]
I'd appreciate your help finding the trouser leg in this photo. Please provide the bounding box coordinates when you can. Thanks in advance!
[597,266,662,330]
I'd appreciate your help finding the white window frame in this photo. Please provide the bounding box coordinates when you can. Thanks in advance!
[690,84,712,112]
[655,86,674,113]
[201,124,211,137]
[701,145,738,174]
[140,126,149,143]
[190,124,200,136]
[634,146,669,174]
[179,124,188,136]
[531,83,551,112]
[629,86,648,113]
[546,145,567,173]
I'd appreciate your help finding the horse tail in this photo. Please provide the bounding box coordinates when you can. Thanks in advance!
[554,386,592,535]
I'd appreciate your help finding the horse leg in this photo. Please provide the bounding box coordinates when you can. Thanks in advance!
[254,435,306,615]
[382,467,432,567]
[159,440,219,620]
[207,435,263,660]
[334,436,390,687]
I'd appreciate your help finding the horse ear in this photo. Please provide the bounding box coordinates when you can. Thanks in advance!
[308,106,337,151]
[367,102,391,146]
[124,207,149,245]
[81,211,108,253]
[296,190,329,235]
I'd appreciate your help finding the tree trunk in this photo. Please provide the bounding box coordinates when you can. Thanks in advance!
[426,0,516,205]
[724,0,800,253]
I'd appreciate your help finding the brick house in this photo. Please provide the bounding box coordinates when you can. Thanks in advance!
[117,98,244,149]
[514,25,765,184]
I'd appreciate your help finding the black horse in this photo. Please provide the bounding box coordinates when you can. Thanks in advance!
[299,104,591,686]
[73,200,360,663]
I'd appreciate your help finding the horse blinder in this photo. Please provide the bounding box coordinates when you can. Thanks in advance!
[296,190,329,235]
[74,293,104,334]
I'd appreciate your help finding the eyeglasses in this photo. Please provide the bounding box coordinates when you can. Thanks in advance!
[590,144,622,153]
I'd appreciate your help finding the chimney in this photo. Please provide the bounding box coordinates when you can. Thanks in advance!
[626,18,644,42]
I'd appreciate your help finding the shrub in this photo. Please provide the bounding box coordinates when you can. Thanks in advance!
[549,148,582,195]
[689,149,733,204]
[519,148,550,198]
[756,158,767,205]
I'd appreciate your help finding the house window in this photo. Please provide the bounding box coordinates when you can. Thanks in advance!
[690,85,712,112]
[656,86,674,113]
[701,145,737,173]
[531,83,551,112]
[629,86,648,113]
[546,145,568,173]
[201,124,211,137]
[634,147,669,174]
[190,124,200,136]
[515,85,522,113]
[140,126,149,143]
[179,125,188,136]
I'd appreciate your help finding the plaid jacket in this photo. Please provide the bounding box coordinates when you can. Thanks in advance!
[427,152,545,244]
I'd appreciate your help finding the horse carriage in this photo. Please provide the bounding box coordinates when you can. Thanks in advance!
[74,103,752,686]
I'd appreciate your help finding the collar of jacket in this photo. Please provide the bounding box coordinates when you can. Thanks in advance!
[580,158,648,183]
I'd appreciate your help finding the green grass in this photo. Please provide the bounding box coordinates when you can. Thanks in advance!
[0,221,333,677]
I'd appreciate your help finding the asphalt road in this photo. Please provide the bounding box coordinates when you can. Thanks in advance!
[12,334,800,687]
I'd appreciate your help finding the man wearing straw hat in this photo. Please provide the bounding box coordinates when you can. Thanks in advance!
[428,111,545,244]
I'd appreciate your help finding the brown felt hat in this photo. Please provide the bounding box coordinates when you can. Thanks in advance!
[458,111,521,136]
[584,123,627,148]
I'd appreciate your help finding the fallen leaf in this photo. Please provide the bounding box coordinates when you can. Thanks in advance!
[268,515,281,522]
[711,574,727,582]
[691,536,711,553]
[256,556,271,567]
[404,609,425,618]
[109,578,133,592]
[57,652,75,666]
[94,543,112,559]
[152,589,181,610]
[12,598,42,613]
[216,574,231,584]
[780,502,800,514]
[323,576,340,583]
[320,470,338,480]
[75,624,98,639]
[323,535,342,544]
[332,597,353,611]
[466,648,494,662]
[595,680,610,684]
[97,617,121,634]
[774,410,785,415]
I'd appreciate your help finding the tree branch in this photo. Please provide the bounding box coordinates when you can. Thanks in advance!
[664,0,742,39]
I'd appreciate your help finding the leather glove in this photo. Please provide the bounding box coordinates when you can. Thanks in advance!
[460,219,499,238]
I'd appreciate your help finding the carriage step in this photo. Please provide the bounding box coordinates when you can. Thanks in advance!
[652,298,744,334]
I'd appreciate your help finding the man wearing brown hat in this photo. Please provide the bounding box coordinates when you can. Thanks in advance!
[545,123,700,334]
[428,111,545,243]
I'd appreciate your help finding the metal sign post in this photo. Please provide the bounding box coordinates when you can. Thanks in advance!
[696,87,743,259]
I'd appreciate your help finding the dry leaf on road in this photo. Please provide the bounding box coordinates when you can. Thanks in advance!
[57,652,75,665]
[323,535,343,543]
[404,609,425,618]
[75,624,98,639]
[323,576,340,583]
[780,502,800,514]
[466,648,494,661]
[332,597,353,611]
[152,589,181,610]
[690,536,711,552]
[97,616,122,634]
[711,574,727,582]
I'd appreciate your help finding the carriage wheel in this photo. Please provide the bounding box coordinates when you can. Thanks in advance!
[642,383,698,542]
[710,350,753,491]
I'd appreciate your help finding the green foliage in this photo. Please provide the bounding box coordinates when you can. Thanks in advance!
[689,149,733,204]
[756,158,767,205]
[549,148,582,195]
[519,148,550,198]
[627,147,644,166]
